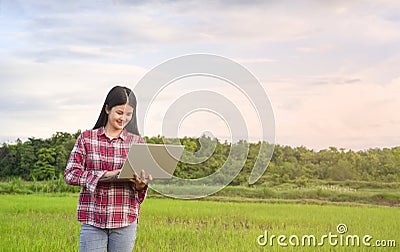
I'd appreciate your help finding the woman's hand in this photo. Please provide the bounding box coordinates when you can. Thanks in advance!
[130,169,152,191]
[102,169,121,178]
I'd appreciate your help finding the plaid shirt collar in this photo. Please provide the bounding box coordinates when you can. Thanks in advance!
[97,126,128,141]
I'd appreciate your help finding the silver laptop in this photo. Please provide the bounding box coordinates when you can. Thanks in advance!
[100,143,184,182]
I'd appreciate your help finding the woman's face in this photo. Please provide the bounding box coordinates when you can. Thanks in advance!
[106,104,134,131]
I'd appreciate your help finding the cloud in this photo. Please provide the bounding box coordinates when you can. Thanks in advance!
[1,0,400,150]
[0,59,147,140]
[234,58,277,63]
[3,0,400,63]
[268,74,400,150]
[1,1,184,63]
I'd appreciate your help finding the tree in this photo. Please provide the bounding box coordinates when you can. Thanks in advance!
[0,143,17,177]
[18,141,36,180]
[30,148,57,180]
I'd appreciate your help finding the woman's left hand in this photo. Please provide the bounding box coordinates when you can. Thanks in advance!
[130,169,152,191]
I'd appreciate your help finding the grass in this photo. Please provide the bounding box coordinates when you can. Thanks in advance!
[0,194,80,251]
[0,194,398,251]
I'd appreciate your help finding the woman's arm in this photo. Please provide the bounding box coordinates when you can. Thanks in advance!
[64,133,106,193]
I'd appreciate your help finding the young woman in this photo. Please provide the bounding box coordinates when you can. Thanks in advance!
[64,86,152,252]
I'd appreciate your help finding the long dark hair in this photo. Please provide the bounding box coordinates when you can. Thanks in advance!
[93,86,140,135]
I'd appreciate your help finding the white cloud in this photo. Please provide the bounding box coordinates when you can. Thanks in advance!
[0,59,148,141]
[268,74,400,150]
[1,0,400,150]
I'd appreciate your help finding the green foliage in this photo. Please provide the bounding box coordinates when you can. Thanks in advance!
[1,178,399,206]
[0,131,79,181]
[1,132,400,185]
[31,148,57,180]
[0,175,81,194]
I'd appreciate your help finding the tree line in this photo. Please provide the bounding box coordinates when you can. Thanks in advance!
[0,131,399,184]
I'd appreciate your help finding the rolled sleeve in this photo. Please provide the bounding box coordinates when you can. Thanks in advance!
[64,134,106,193]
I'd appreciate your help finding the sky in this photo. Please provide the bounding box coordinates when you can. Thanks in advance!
[0,0,399,151]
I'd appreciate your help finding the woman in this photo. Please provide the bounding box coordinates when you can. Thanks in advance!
[64,86,152,252]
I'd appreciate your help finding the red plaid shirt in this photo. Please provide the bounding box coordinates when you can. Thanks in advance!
[64,127,147,229]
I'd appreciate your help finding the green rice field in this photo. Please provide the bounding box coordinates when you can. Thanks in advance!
[0,194,398,251]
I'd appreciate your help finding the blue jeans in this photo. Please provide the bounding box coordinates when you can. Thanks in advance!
[79,221,138,252]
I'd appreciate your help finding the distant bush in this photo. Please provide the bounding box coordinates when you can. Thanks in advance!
[0,175,80,194]
[1,176,399,206]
